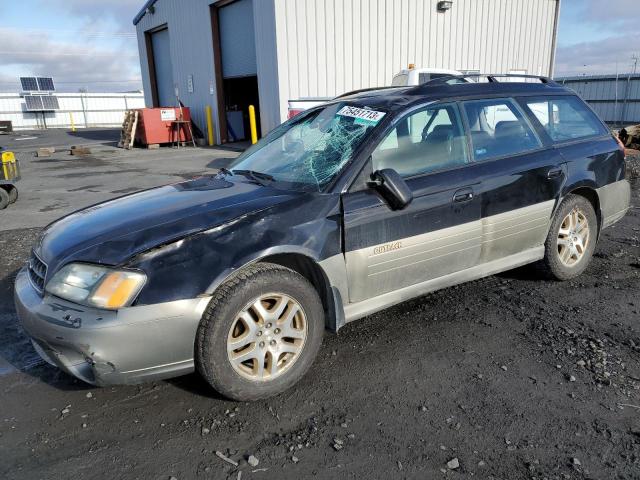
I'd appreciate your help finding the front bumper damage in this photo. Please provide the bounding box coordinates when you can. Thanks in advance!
[14,268,210,386]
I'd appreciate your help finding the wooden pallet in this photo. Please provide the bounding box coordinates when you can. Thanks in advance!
[117,110,139,149]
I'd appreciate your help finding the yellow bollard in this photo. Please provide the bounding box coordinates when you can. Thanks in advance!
[69,112,76,132]
[248,105,258,145]
[205,105,214,146]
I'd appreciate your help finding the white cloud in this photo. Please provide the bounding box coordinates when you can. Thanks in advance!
[555,0,639,77]
[0,29,141,92]
[555,32,640,77]
[577,0,638,27]
[46,0,142,29]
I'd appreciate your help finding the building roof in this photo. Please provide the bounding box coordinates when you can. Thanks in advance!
[133,0,159,26]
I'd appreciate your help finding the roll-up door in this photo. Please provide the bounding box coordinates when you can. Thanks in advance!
[219,0,257,79]
[151,28,174,107]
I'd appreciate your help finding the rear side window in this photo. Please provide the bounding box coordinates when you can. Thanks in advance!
[523,95,607,142]
[462,98,542,162]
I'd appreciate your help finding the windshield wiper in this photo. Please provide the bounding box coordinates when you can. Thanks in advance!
[232,169,275,185]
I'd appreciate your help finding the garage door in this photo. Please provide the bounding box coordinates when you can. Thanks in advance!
[151,28,175,107]
[219,0,257,79]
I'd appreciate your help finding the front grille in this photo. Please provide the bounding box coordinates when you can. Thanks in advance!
[28,251,48,294]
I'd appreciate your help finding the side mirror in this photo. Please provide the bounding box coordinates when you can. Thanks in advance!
[367,168,413,210]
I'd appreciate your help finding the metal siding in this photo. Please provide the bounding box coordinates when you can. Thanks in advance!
[558,75,640,124]
[135,0,219,141]
[253,0,281,133]
[0,93,145,130]
[272,0,558,124]
[135,0,558,137]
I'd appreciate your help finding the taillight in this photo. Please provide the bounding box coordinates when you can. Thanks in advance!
[288,109,304,119]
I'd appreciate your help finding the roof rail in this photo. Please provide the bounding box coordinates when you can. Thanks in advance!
[426,73,557,86]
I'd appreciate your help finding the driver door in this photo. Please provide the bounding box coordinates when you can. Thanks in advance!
[342,103,483,303]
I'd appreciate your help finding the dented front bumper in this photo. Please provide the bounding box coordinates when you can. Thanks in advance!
[14,268,210,386]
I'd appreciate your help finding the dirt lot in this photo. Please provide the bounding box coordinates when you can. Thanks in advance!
[1,137,639,479]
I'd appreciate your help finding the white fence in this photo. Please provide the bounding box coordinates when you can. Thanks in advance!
[0,92,146,130]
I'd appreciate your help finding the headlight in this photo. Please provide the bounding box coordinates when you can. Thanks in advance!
[45,263,146,309]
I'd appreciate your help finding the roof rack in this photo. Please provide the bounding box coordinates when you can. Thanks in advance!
[426,73,557,85]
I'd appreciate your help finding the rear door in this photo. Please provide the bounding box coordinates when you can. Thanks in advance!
[460,97,566,263]
[521,95,624,227]
[342,103,482,303]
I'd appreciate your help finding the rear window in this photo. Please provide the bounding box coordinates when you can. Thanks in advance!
[523,95,607,142]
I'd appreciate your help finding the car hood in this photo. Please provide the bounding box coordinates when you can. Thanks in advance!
[38,175,301,273]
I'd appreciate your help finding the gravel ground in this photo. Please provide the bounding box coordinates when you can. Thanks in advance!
[0,162,639,479]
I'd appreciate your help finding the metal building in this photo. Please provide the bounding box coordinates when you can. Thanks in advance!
[556,74,640,126]
[134,0,561,143]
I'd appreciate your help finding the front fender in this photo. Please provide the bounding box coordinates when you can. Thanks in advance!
[128,194,343,306]
[204,245,323,294]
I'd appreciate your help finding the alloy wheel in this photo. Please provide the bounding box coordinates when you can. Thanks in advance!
[227,293,307,382]
[557,208,590,267]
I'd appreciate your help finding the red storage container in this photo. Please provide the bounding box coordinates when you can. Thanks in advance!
[135,107,192,145]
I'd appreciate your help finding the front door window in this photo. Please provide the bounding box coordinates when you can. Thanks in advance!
[371,103,470,177]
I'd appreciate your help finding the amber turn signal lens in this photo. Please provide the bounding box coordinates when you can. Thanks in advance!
[90,271,146,309]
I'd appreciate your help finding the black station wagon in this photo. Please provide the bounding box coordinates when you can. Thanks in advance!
[15,75,631,401]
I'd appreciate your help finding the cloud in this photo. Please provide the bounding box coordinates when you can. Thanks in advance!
[576,0,638,29]
[555,0,639,77]
[45,0,142,29]
[0,29,141,92]
[555,31,640,77]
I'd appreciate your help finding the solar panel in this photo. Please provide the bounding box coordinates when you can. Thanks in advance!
[24,95,44,111]
[41,96,60,110]
[37,77,55,92]
[20,77,39,91]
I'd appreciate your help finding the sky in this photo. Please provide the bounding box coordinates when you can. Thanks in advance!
[555,0,639,77]
[0,0,142,92]
[0,0,638,93]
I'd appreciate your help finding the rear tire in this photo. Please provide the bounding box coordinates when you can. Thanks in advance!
[540,194,598,280]
[0,188,9,210]
[196,263,324,401]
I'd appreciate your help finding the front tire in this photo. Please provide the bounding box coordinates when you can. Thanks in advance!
[0,188,9,210]
[7,186,18,204]
[541,194,598,280]
[196,263,324,401]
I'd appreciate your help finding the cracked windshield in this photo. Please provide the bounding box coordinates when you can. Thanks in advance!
[229,103,386,190]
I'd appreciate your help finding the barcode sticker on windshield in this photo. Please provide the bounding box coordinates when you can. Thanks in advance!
[337,106,386,125]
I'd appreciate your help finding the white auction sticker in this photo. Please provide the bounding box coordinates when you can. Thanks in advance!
[337,106,386,124]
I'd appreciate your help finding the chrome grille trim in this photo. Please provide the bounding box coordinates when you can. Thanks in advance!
[28,250,48,295]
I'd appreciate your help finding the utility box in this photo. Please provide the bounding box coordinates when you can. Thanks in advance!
[135,107,192,145]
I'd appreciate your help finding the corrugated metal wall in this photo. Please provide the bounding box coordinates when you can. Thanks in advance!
[0,93,145,130]
[136,0,219,140]
[272,0,559,122]
[135,0,281,139]
[558,75,640,125]
[135,0,559,139]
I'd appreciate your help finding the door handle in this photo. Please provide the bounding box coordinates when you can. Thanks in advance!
[453,189,474,203]
[547,168,563,179]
